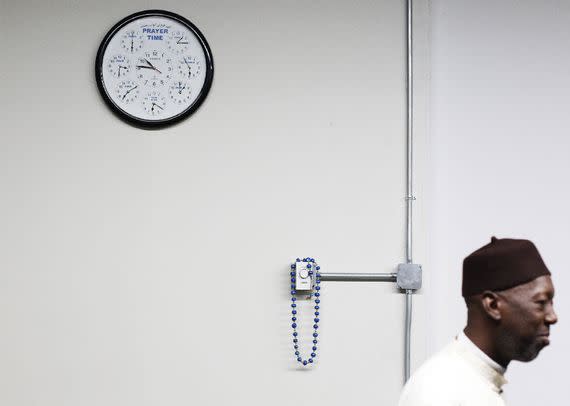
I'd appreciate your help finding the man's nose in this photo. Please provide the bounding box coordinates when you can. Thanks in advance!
[546,305,558,325]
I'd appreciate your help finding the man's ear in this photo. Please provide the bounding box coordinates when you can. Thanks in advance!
[481,291,502,321]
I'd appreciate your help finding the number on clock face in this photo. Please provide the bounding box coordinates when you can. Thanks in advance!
[95,10,213,127]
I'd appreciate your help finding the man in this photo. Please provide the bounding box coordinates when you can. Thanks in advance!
[398,237,558,406]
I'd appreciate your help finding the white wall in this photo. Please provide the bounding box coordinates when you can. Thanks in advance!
[0,1,428,405]
[429,1,570,404]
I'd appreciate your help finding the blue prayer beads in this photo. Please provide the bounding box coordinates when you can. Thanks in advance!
[290,257,322,367]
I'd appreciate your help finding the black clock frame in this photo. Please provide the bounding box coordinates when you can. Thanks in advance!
[95,10,214,129]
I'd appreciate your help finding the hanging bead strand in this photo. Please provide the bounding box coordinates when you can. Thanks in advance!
[290,257,322,366]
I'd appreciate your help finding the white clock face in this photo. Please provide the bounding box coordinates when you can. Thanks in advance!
[97,12,212,126]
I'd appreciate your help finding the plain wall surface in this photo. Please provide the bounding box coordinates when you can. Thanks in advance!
[0,1,428,405]
[429,1,570,405]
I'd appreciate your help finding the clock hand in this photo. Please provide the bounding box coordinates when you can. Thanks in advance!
[176,36,188,45]
[143,58,162,74]
[122,85,138,100]
[118,65,127,76]
[136,62,161,73]
[142,59,162,74]
[130,39,133,52]
[152,102,164,110]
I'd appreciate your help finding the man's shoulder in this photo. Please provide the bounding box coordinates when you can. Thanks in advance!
[407,341,466,384]
[398,340,481,405]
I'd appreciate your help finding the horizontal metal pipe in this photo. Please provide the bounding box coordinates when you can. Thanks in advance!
[319,273,397,282]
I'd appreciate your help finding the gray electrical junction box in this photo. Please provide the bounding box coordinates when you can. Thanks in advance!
[397,263,422,290]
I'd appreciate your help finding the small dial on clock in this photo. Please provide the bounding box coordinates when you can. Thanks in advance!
[116,80,139,104]
[167,30,190,55]
[142,91,167,116]
[135,50,173,87]
[169,81,192,105]
[107,55,131,78]
[121,30,144,53]
[177,56,202,79]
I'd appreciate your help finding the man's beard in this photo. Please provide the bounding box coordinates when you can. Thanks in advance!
[515,338,546,362]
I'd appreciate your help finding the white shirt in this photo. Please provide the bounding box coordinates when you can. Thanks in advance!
[398,332,508,406]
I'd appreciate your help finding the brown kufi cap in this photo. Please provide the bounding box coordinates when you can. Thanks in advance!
[462,237,551,297]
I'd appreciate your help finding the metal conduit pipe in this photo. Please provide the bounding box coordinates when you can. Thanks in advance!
[404,0,416,384]
[319,273,397,282]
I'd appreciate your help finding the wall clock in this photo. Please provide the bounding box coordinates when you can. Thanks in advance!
[95,10,214,128]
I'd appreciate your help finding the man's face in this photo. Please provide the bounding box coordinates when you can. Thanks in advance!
[499,275,558,362]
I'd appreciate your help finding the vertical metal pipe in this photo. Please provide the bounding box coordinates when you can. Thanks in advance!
[404,0,414,384]
[405,0,414,266]
[404,289,413,381]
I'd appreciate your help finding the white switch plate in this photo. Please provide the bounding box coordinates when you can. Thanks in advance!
[295,262,313,291]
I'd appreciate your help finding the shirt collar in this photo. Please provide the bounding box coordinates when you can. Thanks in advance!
[457,331,506,374]
[455,331,508,391]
